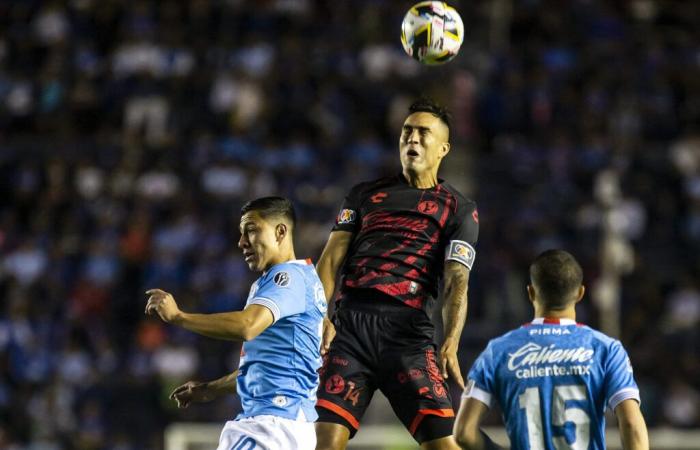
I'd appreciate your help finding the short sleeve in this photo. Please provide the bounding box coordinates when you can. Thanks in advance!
[463,342,496,408]
[604,340,640,411]
[249,266,306,323]
[445,200,479,270]
[332,184,362,233]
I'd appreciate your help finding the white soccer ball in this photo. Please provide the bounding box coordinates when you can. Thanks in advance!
[400,1,464,65]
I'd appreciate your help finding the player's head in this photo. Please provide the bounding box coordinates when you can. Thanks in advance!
[527,250,585,311]
[238,196,296,272]
[400,98,451,176]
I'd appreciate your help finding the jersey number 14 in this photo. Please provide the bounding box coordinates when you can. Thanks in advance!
[519,385,590,450]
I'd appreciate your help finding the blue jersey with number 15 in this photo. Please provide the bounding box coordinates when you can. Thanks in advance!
[464,318,640,450]
[237,259,326,422]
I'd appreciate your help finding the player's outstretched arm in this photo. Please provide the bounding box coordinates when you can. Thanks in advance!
[440,261,470,389]
[615,399,649,450]
[454,397,505,450]
[316,230,353,354]
[145,289,273,341]
[170,370,239,408]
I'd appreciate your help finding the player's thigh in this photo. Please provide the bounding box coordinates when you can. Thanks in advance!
[218,417,316,450]
[420,435,461,450]
[316,312,378,439]
[379,345,456,444]
[315,422,350,450]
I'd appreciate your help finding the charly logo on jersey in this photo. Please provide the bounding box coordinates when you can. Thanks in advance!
[337,208,356,225]
[508,342,595,379]
[273,271,290,287]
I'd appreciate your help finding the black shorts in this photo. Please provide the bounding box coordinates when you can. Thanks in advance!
[316,290,455,444]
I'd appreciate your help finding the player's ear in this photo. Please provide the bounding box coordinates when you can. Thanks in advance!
[275,223,288,243]
[440,142,450,159]
[527,285,536,304]
[575,285,585,303]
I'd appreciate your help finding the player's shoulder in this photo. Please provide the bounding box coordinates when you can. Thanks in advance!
[483,327,526,353]
[440,180,477,211]
[348,175,399,194]
[262,260,310,288]
[580,324,624,349]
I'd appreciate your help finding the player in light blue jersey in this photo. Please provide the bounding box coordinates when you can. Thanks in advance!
[454,250,648,450]
[145,197,326,450]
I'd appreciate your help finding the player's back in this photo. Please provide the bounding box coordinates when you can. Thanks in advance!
[466,318,639,450]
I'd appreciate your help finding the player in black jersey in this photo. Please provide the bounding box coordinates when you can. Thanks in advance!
[315,99,479,450]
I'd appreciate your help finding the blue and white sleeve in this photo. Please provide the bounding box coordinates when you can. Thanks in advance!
[248,266,306,323]
[463,342,496,408]
[604,340,640,411]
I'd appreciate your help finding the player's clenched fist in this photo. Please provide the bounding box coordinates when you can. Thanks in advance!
[145,289,181,323]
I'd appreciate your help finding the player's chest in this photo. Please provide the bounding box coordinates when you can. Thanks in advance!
[358,186,454,231]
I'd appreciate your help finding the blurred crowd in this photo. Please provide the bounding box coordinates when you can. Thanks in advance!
[0,0,699,448]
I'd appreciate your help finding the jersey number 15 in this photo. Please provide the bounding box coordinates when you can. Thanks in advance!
[519,385,590,450]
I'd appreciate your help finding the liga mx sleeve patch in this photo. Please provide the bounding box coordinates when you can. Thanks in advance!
[336,208,356,225]
[445,240,476,270]
[273,271,290,287]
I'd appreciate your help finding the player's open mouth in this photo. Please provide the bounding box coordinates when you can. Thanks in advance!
[407,149,419,157]
[244,253,255,262]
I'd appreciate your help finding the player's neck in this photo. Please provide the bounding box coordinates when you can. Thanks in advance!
[402,169,439,189]
[533,306,576,322]
[265,247,297,270]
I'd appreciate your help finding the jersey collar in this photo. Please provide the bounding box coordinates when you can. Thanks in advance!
[530,317,577,326]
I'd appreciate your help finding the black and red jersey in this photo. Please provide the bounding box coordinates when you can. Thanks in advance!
[332,174,479,312]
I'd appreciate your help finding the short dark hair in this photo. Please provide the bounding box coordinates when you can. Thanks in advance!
[241,196,296,228]
[529,250,583,310]
[408,98,452,135]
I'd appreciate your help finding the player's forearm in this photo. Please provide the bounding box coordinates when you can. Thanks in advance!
[206,370,239,395]
[442,263,469,339]
[173,311,252,341]
[317,253,340,304]
[618,417,649,450]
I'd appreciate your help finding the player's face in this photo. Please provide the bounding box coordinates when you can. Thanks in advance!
[399,112,450,175]
[238,211,280,272]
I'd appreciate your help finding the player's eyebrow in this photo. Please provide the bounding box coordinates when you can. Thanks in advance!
[402,125,431,133]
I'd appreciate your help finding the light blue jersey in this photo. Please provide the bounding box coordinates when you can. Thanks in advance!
[464,318,640,450]
[237,259,326,422]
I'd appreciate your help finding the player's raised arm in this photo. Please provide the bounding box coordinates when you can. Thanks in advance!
[440,261,470,389]
[615,398,649,450]
[146,289,274,341]
[316,230,353,355]
[317,230,353,302]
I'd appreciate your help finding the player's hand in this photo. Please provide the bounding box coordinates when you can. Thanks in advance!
[169,381,215,408]
[321,316,336,356]
[145,289,181,323]
[439,336,465,390]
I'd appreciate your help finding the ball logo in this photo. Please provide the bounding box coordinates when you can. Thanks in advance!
[418,200,439,215]
[337,209,356,225]
[273,271,290,287]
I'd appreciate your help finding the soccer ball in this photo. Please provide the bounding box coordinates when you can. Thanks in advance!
[400,1,464,65]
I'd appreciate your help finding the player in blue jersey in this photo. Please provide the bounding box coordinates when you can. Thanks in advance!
[454,250,649,450]
[145,197,326,450]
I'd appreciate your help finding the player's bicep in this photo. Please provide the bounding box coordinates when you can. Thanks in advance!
[317,231,353,295]
[240,304,274,341]
[251,268,307,321]
[454,397,490,446]
[443,260,470,294]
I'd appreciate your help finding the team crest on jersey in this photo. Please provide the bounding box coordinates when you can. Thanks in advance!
[337,208,356,225]
[273,271,290,287]
[446,240,476,269]
[418,200,439,215]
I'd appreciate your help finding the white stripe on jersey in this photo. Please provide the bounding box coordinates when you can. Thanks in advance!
[608,387,640,411]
